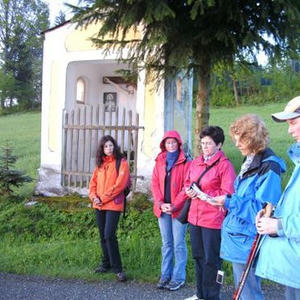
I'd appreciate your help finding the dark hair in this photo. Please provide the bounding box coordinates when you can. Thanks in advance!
[96,135,124,167]
[200,126,225,145]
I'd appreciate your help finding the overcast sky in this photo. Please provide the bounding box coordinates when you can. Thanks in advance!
[45,0,79,26]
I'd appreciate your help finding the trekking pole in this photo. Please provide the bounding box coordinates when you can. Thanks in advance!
[232,203,273,300]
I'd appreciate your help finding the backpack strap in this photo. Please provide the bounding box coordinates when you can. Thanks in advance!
[115,157,128,218]
[116,158,122,175]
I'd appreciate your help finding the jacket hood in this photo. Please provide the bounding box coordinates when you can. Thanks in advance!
[245,148,286,175]
[159,130,183,152]
[262,148,286,173]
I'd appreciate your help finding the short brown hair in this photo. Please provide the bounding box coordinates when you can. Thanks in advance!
[230,114,269,154]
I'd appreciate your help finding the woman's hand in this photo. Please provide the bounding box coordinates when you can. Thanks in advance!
[161,203,172,214]
[256,216,278,235]
[211,195,226,207]
[185,187,197,198]
[255,209,264,226]
[93,197,103,206]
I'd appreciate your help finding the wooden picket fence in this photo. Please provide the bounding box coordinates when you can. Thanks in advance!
[61,104,144,192]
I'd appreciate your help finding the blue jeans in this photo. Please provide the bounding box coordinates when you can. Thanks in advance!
[158,213,187,282]
[232,262,263,300]
[285,286,300,300]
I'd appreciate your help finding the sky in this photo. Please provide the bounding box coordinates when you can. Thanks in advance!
[45,0,79,26]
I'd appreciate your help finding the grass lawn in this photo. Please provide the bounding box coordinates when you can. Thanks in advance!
[0,102,294,283]
[210,102,294,186]
[0,111,41,197]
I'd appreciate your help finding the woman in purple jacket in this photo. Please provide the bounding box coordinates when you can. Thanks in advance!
[184,126,236,300]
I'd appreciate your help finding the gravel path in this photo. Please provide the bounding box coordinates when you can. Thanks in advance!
[0,272,285,300]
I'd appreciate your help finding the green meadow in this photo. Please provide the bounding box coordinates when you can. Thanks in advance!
[0,103,294,283]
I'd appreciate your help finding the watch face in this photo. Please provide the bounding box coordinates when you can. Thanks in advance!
[103,92,117,112]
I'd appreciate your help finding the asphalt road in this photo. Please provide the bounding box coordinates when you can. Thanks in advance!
[0,272,285,300]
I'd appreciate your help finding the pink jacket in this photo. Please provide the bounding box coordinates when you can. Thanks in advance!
[185,150,236,229]
[151,130,191,218]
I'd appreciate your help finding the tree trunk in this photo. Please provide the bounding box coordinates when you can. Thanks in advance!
[193,62,211,157]
[232,77,240,106]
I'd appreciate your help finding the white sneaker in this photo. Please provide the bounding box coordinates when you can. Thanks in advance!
[184,295,200,300]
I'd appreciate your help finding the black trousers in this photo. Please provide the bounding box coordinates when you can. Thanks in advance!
[95,209,122,273]
[189,225,222,300]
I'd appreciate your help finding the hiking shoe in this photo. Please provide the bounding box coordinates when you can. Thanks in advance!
[116,271,127,282]
[94,265,110,273]
[166,280,185,291]
[156,278,170,289]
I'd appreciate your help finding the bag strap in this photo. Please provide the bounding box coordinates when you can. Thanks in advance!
[116,157,128,218]
[116,158,122,175]
[196,158,220,187]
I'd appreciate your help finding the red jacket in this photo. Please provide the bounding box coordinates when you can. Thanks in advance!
[151,130,191,218]
[89,156,130,212]
[185,151,236,229]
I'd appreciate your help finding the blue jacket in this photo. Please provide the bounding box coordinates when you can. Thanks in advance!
[256,143,300,289]
[220,148,286,264]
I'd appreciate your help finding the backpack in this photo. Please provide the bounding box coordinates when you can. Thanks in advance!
[116,158,132,217]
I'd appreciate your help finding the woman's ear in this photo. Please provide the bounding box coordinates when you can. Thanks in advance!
[217,143,222,150]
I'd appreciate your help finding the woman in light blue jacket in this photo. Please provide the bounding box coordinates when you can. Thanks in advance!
[256,97,300,300]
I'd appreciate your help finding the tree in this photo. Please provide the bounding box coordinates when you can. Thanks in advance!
[0,0,49,110]
[0,68,16,109]
[55,10,67,26]
[71,0,300,156]
[0,143,32,196]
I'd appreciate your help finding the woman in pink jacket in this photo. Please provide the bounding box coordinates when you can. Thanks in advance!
[184,126,236,300]
[151,130,191,291]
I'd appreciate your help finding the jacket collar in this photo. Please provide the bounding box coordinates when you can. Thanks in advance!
[242,148,273,177]
[103,155,115,163]
[195,150,224,166]
[156,149,187,165]
[288,142,300,165]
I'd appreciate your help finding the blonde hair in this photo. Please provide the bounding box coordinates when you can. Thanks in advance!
[230,114,269,154]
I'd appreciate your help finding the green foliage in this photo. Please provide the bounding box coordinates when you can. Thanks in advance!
[0,142,32,196]
[0,111,40,197]
[210,60,300,107]
[128,192,152,212]
[0,0,49,111]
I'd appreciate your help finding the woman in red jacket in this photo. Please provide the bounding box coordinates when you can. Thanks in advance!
[184,126,236,300]
[151,130,191,291]
[89,135,130,282]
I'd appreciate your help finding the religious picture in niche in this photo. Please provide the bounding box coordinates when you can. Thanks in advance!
[103,92,117,112]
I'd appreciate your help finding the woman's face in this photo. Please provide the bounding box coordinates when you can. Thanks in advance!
[234,135,251,156]
[201,136,220,156]
[165,138,178,152]
[103,140,114,156]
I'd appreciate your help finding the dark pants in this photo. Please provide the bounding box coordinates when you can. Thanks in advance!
[190,225,222,300]
[95,209,122,273]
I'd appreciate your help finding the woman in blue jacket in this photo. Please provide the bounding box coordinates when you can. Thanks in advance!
[212,114,286,300]
[256,97,300,300]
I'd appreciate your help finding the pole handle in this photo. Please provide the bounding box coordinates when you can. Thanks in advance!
[263,202,273,218]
